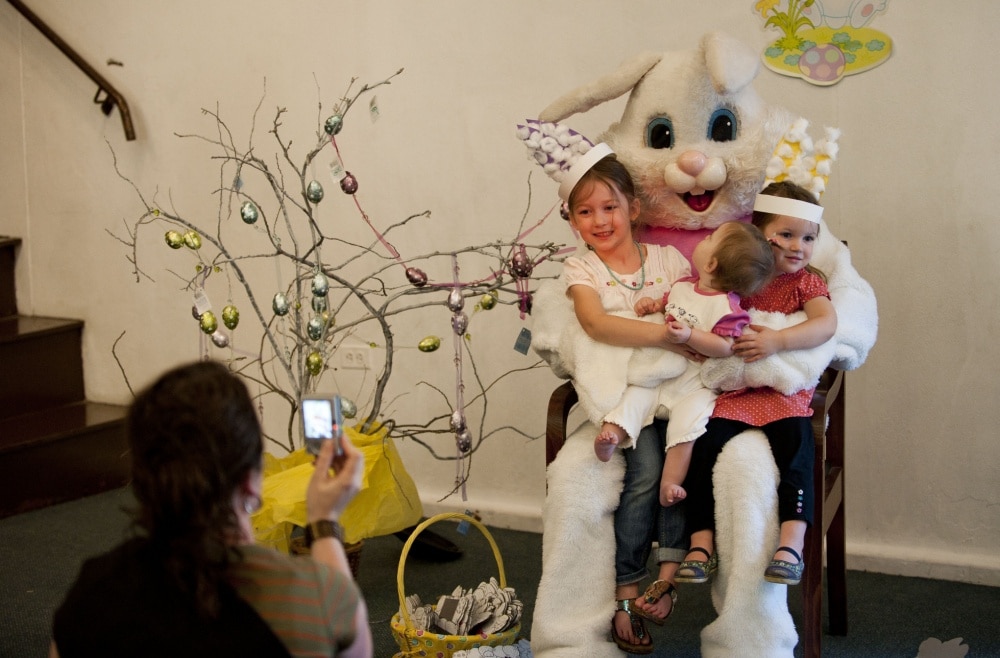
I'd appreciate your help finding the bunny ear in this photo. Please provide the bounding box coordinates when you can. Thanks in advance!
[538,51,662,123]
[764,118,841,201]
[516,119,614,201]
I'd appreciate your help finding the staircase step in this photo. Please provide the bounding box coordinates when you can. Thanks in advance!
[0,401,129,518]
[0,237,20,318]
[0,315,85,420]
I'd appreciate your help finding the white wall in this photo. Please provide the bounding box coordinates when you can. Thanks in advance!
[2,1,997,585]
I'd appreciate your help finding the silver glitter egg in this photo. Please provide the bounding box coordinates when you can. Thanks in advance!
[324,114,343,136]
[272,292,290,316]
[307,316,324,341]
[211,331,229,348]
[311,295,327,313]
[240,201,259,225]
[311,272,329,297]
[306,180,324,203]
[340,398,357,419]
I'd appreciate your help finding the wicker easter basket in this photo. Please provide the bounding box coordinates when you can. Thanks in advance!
[390,513,521,657]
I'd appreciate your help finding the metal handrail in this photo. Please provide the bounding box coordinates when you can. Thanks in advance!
[8,0,136,140]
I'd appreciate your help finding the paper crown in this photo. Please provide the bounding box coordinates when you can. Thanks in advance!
[756,118,841,223]
[516,119,614,201]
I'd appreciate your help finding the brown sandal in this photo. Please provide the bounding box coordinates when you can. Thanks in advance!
[610,598,653,655]
[633,579,677,626]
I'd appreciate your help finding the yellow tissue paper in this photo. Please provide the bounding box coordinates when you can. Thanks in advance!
[252,424,423,550]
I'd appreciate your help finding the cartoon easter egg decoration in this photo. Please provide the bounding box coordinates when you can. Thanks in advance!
[799,43,846,85]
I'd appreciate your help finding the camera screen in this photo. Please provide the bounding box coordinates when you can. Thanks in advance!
[302,398,334,439]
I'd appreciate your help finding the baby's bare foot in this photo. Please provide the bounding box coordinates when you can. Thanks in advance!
[594,424,624,462]
[659,482,687,507]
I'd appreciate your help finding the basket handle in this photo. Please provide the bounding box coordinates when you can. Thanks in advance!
[396,512,508,630]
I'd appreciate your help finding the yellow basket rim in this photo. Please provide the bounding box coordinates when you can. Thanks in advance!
[395,512,507,632]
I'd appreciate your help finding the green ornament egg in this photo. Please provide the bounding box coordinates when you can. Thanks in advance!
[221,305,240,330]
[324,114,344,136]
[165,230,184,249]
[199,311,218,334]
[183,230,202,250]
[340,398,357,419]
[240,201,259,224]
[480,291,498,310]
[311,295,327,313]
[272,292,290,316]
[306,351,323,376]
[306,180,324,203]
[418,336,442,353]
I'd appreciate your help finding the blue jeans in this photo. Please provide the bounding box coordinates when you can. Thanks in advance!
[614,419,689,586]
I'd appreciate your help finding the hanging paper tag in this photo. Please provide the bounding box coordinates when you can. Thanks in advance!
[368,95,380,122]
[193,288,212,316]
[328,158,344,181]
[513,327,531,355]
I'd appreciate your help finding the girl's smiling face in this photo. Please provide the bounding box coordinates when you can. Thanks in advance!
[568,180,638,256]
[763,214,819,274]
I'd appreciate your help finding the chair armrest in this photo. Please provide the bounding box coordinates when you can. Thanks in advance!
[546,381,578,465]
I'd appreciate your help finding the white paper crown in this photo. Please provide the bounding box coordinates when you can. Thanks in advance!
[756,118,841,222]
[516,119,614,201]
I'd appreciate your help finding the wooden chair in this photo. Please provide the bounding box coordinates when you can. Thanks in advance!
[545,367,847,658]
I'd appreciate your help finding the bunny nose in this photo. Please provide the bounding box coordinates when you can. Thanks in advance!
[676,151,708,176]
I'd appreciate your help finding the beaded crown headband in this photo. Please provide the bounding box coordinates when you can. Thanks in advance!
[515,119,614,201]
[754,118,841,223]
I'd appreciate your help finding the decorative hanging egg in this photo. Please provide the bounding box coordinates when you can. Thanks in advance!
[418,335,441,352]
[272,292,290,316]
[479,291,498,310]
[307,316,324,341]
[456,428,473,454]
[240,201,259,225]
[221,304,240,330]
[165,230,184,249]
[340,397,357,419]
[199,310,218,334]
[447,288,465,312]
[311,272,329,297]
[306,180,325,203]
[306,351,323,376]
[323,114,344,136]
[450,410,467,432]
[311,295,328,313]
[451,312,469,336]
[211,331,229,348]
[191,305,203,320]
[405,267,428,288]
[510,244,533,277]
[340,172,358,195]
[183,230,202,250]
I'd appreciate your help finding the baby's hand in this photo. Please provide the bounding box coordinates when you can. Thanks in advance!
[733,324,783,362]
[634,296,662,317]
[664,320,692,345]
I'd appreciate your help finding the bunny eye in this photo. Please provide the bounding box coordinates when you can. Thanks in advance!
[646,117,674,150]
[708,108,737,142]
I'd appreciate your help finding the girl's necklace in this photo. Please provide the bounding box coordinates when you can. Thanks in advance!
[604,242,646,290]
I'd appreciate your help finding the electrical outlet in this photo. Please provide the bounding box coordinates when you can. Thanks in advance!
[339,346,370,370]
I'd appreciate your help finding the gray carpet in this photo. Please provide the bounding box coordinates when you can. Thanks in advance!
[1,487,998,657]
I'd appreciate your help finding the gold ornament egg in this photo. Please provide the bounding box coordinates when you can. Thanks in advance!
[183,230,202,250]
[418,336,441,352]
[165,230,184,249]
[199,311,218,334]
[306,351,323,376]
[221,305,240,330]
[480,291,498,310]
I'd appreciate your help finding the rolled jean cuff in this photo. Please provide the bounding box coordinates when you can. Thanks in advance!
[655,545,687,564]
